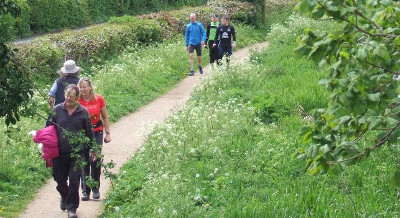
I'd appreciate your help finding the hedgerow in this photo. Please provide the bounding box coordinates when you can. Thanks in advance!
[9,0,208,37]
[10,1,256,85]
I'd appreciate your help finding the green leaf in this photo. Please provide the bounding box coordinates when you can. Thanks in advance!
[320,144,330,153]
[367,0,380,7]
[296,0,318,13]
[385,117,398,127]
[369,117,381,130]
[312,7,325,19]
[356,48,367,61]
[339,50,350,59]
[393,36,400,47]
[387,27,400,34]
[294,44,312,55]
[303,131,314,143]
[373,44,391,65]
[366,93,380,102]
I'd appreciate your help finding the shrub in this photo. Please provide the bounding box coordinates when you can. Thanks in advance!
[14,0,31,37]
[250,95,290,124]
[0,13,15,42]
[11,18,162,84]
[13,38,64,84]
[12,0,208,37]
[10,1,255,86]
[25,0,91,33]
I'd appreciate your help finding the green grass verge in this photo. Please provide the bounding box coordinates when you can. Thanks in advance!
[101,14,400,217]
[0,23,267,217]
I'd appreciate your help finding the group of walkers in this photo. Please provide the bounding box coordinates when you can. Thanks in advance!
[185,13,236,76]
[46,60,111,218]
[42,12,236,218]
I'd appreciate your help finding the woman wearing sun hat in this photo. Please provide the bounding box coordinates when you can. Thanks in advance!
[48,60,81,109]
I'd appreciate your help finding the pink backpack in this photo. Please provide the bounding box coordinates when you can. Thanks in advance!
[33,125,59,167]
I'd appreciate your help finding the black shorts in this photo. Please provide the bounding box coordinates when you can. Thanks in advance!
[188,44,202,56]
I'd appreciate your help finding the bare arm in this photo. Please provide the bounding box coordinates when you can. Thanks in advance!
[100,105,111,143]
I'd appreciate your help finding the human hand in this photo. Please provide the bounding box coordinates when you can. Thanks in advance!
[92,152,98,161]
[201,41,205,46]
[104,133,111,143]
[48,97,55,109]
[232,42,236,48]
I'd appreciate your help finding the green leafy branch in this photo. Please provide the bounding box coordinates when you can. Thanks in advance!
[294,0,400,175]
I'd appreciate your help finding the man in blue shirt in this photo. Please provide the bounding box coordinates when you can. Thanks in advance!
[185,13,206,76]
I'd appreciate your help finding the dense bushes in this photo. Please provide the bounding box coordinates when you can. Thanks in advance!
[11,1,255,85]
[13,19,163,84]
[9,0,208,38]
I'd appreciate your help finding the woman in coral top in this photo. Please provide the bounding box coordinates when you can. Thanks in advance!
[77,77,111,201]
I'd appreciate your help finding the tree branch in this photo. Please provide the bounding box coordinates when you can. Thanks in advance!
[366,62,397,74]
[328,120,400,165]
[354,9,382,32]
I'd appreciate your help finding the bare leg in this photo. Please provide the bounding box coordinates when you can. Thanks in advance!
[197,55,202,67]
[189,53,194,70]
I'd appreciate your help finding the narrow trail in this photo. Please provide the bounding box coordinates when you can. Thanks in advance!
[20,42,269,218]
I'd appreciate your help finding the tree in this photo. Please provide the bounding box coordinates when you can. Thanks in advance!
[0,0,33,126]
[295,0,400,175]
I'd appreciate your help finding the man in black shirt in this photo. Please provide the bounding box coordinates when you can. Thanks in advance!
[48,84,94,218]
[213,16,236,66]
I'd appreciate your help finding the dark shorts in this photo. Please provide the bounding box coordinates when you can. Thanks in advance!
[188,44,202,56]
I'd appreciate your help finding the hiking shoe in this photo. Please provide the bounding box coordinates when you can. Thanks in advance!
[189,70,195,76]
[68,210,78,218]
[198,66,203,74]
[93,189,100,199]
[60,197,67,211]
[81,192,89,201]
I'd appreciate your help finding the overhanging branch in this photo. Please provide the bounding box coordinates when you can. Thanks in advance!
[328,120,400,165]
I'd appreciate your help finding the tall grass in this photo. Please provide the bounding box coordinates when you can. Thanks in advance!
[0,23,266,217]
[101,14,400,217]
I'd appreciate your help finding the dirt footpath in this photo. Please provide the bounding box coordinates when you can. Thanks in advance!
[20,42,269,218]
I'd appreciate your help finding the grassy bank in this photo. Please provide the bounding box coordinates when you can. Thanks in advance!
[101,14,400,217]
[0,22,267,217]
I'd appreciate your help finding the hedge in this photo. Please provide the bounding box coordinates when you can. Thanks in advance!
[12,19,163,84]
[10,0,208,38]
[11,1,256,85]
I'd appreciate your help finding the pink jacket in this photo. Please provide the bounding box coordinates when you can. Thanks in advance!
[33,125,59,167]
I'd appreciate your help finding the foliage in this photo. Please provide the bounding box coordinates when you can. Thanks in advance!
[236,0,297,26]
[11,19,163,86]
[13,0,31,37]
[295,0,400,175]
[102,13,400,217]
[10,2,256,88]
[10,0,208,37]
[250,95,291,124]
[27,0,90,32]
[0,19,267,216]
[0,0,34,126]
[0,118,51,217]
[108,15,140,24]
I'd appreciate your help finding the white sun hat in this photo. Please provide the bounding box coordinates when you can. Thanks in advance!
[61,60,81,74]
